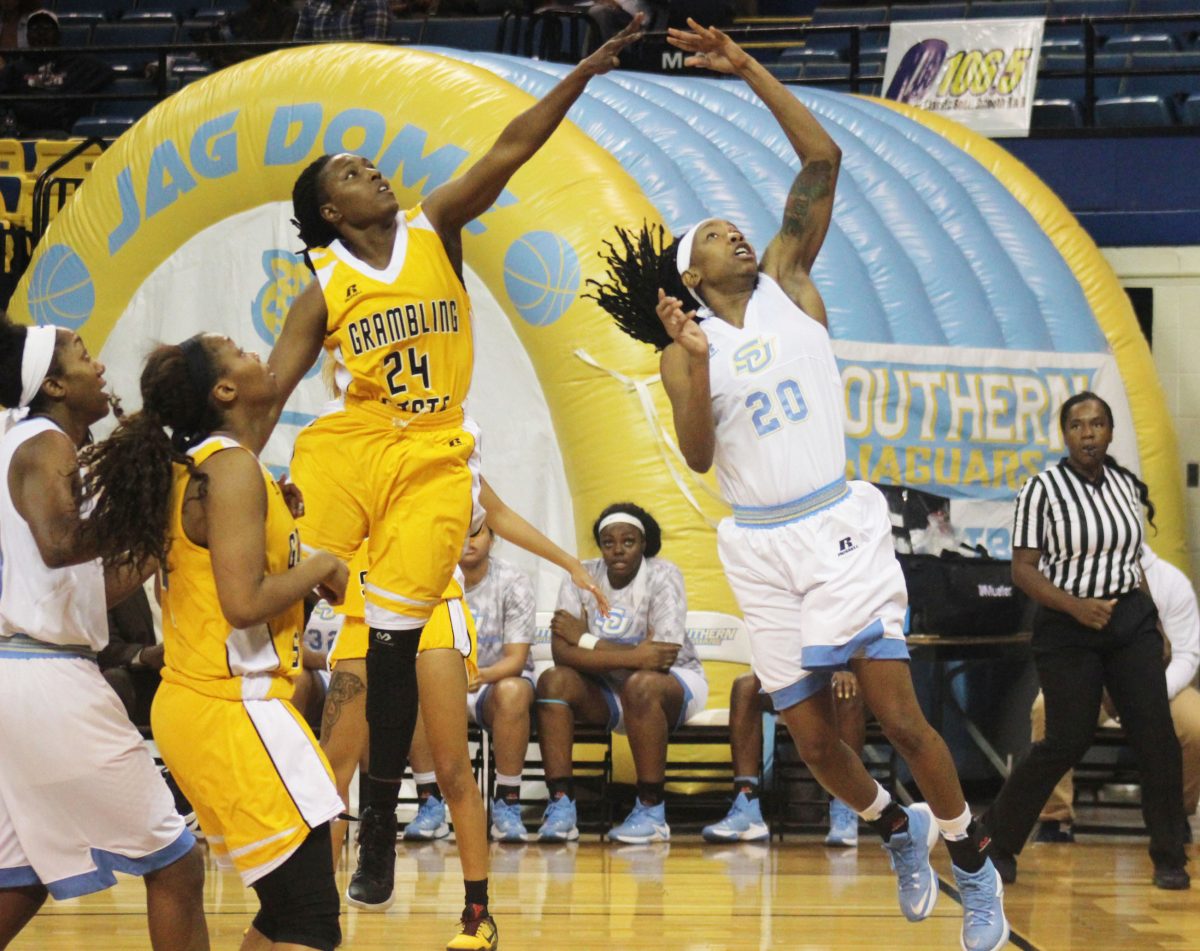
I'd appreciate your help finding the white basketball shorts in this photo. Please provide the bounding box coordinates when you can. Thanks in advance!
[0,648,193,899]
[717,480,908,712]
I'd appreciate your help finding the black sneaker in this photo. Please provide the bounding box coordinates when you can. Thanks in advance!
[1035,820,1075,844]
[346,805,398,911]
[1153,865,1190,891]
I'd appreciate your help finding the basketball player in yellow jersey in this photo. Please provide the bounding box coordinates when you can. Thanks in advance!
[80,334,350,951]
[267,20,643,947]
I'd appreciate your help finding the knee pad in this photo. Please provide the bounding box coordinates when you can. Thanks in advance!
[252,824,341,950]
[366,627,421,780]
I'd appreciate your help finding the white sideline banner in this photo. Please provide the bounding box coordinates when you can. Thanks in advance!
[882,17,1045,137]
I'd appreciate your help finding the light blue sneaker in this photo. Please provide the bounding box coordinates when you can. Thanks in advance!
[953,858,1010,951]
[490,798,531,842]
[881,802,940,922]
[402,794,449,841]
[702,792,769,843]
[609,800,670,844]
[537,796,580,842]
[825,798,859,848]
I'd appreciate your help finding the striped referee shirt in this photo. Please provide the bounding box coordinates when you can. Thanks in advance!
[1012,458,1145,599]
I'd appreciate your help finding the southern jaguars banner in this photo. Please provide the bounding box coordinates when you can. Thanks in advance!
[834,339,1133,558]
[883,17,1044,136]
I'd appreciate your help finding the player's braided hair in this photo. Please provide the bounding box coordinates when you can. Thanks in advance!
[1058,390,1156,530]
[292,154,336,269]
[592,501,663,558]
[584,222,694,352]
[80,340,221,570]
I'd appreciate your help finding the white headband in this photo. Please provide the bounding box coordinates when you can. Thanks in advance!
[675,223,700,276]
[598,512,645,536]
[19,325,56,409]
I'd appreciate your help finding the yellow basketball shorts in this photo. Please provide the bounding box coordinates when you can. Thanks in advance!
[291,401,474,631]
[151,682,343,886]
[328,598,478,682]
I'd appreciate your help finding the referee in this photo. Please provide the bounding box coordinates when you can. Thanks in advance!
[982,391,1189,890]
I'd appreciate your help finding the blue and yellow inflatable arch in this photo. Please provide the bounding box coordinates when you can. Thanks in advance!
[12,44,1187,611]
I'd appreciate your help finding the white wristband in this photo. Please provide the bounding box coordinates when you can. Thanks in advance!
[578,633,600,650]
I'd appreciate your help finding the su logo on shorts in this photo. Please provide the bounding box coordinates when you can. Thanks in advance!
[732,337,776,376]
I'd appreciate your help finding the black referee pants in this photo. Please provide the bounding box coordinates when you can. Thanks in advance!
[985,590,1187,870]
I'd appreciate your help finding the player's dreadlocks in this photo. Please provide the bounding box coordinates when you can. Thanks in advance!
[584,222,696,352]
[291,154,336,270]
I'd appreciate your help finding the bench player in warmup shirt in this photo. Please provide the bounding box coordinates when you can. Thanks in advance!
[0,322,207,950]
[269,21,643,949]
[586,20,1009,951]
[79,334,350,951]
[536,502,708,844]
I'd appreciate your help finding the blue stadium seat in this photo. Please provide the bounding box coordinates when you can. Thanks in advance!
[811,6,889,26]
[134,0,200,19]
[1103,32,1179,52]
[765,62,800,82]
[120,11,177,23]
[56,11,105,26]
[55,0,115,15]
[1048,0,1132,15]
[779,47,842,64]
[58,23,94,45]
[1181,92,1200,123]
[421,16,500,52]
[1124,50,1200,97]
[969,0,1048,16]
[387,17,422,44]
[890,4,966,21]
[1043,37,1086,53]
[93,77,157,120]
[1032,97,1085,126]
[1037,51,1129,98]
[808,5,887,57]
[71,115,134,138]
[1094,92,1177,124]
[798,60,852,91]
[91,22,178,69]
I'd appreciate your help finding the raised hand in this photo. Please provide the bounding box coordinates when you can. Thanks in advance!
[657,287,708,357]
[578,14,645,78]
[667,17,752,75]
[570,562,611,616]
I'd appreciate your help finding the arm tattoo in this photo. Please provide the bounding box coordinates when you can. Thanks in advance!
[781,160,834,239]
[320,668,366,740]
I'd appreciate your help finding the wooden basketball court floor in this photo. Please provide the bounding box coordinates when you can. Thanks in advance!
[12,829,1199,950]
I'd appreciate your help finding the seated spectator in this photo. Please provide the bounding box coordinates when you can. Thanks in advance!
[99,583,163,730]
[0,10,113,138]
[199,0,298,68]
[293,0,389,42]
[405,521,539,843]
[535,501,708,843]
[1032,543,1200,843]
[701,670,866,847]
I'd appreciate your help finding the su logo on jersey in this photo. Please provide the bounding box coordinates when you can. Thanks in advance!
[732,336,776,376]
[595,606,637,641]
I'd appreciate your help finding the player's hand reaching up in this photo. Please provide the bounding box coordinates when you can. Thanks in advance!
[577,14,644,78]
[657,288,708,358]
[667,18,752,75]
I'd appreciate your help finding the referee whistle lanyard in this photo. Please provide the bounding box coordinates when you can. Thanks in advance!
[574,348,724,529]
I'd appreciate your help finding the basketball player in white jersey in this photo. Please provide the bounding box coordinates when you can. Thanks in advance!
[0,320,208,949]
[587,21,1007,951]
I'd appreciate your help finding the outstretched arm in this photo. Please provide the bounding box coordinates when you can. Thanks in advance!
[267,280,328,420]
[480,478,610,615]
[670,20,840,320]
[422,17,644,242]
